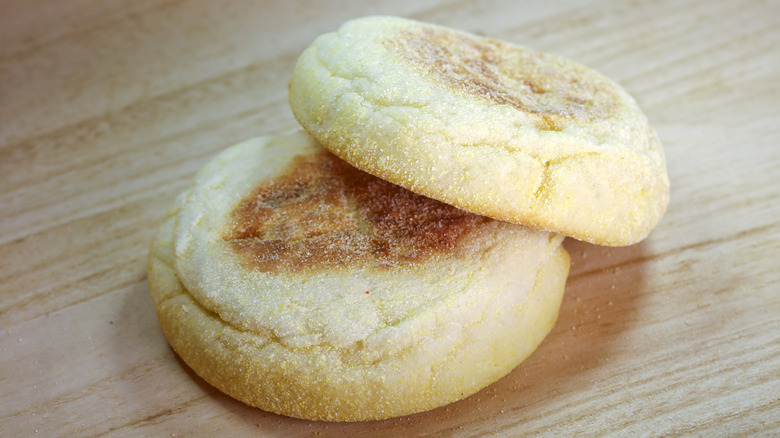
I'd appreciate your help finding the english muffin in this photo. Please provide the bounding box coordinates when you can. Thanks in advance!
[147,132,570,421]
[289,16,669,246]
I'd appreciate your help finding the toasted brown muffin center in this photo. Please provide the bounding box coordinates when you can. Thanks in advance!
[224,152,490,272]
[385,26,617,131]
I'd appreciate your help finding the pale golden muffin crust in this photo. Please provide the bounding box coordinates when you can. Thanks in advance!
[148,132,570,421]
[289,16,669,246]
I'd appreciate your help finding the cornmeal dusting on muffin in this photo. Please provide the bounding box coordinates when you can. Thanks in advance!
[148,133,570,421]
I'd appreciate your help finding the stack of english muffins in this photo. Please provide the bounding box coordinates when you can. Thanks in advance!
[148,16,668,422]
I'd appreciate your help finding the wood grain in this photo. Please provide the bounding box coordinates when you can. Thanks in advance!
[1,0,778,436]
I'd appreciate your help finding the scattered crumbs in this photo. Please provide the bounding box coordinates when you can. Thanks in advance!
[257,424,262,428]
[576,296,581,302]
[109,321,114,325]
[18,338,22,343]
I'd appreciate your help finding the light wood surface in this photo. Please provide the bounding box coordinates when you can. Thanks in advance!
[2,1,778,436]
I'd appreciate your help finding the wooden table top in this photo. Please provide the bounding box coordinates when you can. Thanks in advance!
[2,1,778,436]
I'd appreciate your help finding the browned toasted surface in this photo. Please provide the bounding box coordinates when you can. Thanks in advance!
[385,26,618,132]
[224,151,491,273]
